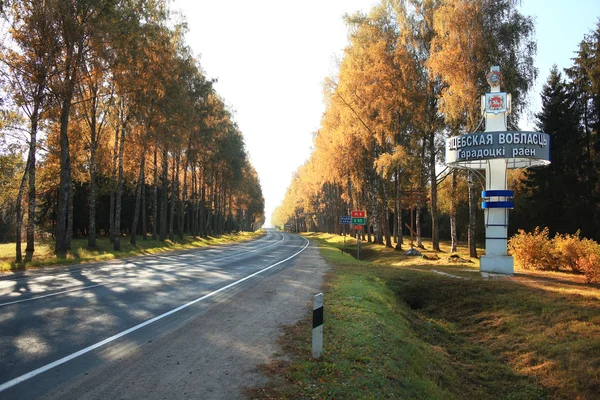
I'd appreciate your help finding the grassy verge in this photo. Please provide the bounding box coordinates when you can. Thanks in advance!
[0,230,264,272]
[248,233,600,399]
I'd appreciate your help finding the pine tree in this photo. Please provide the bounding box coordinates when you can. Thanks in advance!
[520,67,587,235]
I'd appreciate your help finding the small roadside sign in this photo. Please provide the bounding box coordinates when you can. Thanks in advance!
[354,225,363,231]
[340,216,351,224]
[351,210,367,225]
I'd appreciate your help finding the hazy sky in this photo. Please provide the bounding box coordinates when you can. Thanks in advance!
[171,0,600,227]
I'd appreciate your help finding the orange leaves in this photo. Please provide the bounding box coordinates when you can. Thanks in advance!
[428,0,487,128]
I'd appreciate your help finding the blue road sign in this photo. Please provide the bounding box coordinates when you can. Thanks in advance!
[340,216,351,224]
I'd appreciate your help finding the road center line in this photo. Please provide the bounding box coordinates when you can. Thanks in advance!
[0,235,309,393]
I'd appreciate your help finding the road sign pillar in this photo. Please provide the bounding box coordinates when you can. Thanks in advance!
[444,66,551,275]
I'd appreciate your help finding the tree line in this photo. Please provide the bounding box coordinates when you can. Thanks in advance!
[515,22,600,241]
[274,0,600,254]
[0,0,265,262]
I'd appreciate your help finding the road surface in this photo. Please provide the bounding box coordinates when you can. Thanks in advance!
[0,230,326,399]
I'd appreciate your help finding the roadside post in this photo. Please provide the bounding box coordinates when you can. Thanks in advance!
[355,225,362,260]
[312,293,324,359]
[351,210,367,260]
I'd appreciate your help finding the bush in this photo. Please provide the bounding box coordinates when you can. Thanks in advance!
[553,231,587,273]
[509,227,600,282]
[576,245,600,283]
[508,227,556,270]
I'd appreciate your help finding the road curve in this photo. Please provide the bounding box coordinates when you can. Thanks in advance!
[0,230,326,399]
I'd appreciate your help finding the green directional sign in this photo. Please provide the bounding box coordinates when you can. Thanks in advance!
[352,217,366,225]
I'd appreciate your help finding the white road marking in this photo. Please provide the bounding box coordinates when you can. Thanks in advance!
[0,233,286,307]
[0,235,309,393]
[0,283,115,307]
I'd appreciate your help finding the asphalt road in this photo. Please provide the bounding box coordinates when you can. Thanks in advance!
[0,230,327,399]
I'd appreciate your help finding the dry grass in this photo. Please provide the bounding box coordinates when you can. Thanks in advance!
[249,232,600,400]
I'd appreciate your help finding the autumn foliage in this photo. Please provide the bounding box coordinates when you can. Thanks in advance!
[274,0,537,255]
[508,227,600,282]
[0,0,265,261]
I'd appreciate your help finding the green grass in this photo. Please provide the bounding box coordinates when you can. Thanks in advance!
[0,231,263,272]
[248,233,600,399]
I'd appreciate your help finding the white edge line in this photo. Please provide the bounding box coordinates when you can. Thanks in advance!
[0,234,286,308]
[0,235,309,393]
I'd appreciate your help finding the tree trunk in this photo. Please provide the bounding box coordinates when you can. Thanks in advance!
[152,145,158,240]
[209,177,215,235]
[113,118,126,251]
[160,146,168,241]
[416,141,425,249]
[67,179,73,250]
[393,172,399,244]
[468,171,478,258]
[87,124,98,250]
[55,44,79,256]
[395,168,403,250]
[15,158,31,262]
[142,173,147,241]
[131,148,146,245]
[200,173,207,237]
[416,198,423,248]
[382,179,392,248]
[190,164,196,237]
[25,105,39,262]
[216,177,223,235]
[179,152,185,239]
[56,96,73,256]
[168,152,178,241]
[109,124,119,244]
[206,183,212,236]
[429,131,440,251]
[450,169,458,253]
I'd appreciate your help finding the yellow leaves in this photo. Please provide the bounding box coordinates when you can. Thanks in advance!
[374,145,408,178]
[428,0,487,128]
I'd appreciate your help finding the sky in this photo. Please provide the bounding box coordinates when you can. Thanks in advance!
[171,0,600,227]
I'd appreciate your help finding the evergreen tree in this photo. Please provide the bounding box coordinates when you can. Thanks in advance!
[518,67,588,236]
[566,20,600,239]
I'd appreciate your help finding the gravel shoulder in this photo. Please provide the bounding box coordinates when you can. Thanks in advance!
[39,238,328,400]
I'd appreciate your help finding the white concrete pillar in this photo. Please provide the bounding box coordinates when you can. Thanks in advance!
[480,67,514,274]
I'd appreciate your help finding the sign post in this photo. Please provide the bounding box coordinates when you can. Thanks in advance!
[351,211,367,260]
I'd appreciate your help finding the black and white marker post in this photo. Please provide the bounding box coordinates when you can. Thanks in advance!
[312,292,324,359]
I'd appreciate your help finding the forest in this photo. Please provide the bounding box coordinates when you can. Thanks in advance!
[0,0,265,262]
[273,0,600,256]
